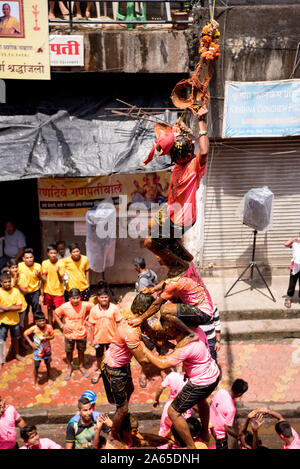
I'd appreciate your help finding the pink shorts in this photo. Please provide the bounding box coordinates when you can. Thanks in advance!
[44,293,64,309]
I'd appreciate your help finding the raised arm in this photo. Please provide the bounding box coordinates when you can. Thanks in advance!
[197,107,209,161]
[262,408,284,421]
[250,413,265,449]
[284,237,300,248]
[238,415,252,449]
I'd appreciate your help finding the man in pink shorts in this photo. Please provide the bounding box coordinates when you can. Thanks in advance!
[41,244,65,327]
[141,316,220,449]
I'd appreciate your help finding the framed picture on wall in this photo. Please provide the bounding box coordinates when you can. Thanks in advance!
[0,0,24,38]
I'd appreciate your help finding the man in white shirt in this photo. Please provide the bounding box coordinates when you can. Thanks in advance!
[284,236,300,308]
[0,221,26,269]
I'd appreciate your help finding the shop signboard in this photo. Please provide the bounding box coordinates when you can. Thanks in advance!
[223,79,300,137]
[0,0,50,79]
[38,173,171,221]
[50,35,84,66]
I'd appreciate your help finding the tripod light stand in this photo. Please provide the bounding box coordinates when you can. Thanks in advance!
[224,229,276,302]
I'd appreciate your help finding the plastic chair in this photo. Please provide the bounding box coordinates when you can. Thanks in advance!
[115,2,146,29]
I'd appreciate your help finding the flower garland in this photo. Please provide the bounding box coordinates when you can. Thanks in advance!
[198,21,221,62]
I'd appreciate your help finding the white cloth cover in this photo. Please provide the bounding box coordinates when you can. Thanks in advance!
[86,198,116,273]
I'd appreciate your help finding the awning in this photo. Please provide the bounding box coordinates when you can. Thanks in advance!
[0,97,176,182]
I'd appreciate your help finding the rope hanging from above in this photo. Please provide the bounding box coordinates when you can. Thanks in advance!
[170,18,221,116]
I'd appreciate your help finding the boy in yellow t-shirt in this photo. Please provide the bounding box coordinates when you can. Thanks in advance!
[18,248,42,331]
[0,273,26,369]
[63,243,90,301]
[7,258,28,319]
[41,244,65,327]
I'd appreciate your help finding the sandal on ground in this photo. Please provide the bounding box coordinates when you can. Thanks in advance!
[284,298,292,308]
[64,369,72,381]
[91,369,101,384]
[139,376,147,388]
[79,367,90,378]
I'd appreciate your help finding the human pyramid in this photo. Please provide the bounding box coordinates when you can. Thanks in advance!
[0,19,299,451]
[96,18,299,450]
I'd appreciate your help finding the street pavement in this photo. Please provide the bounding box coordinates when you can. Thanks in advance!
[0,277,299,449]
[1,329,299,409]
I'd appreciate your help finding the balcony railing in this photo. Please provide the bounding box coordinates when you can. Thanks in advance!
[49,0,197,32]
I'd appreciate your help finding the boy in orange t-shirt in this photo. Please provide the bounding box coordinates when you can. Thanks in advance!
[54,288,93,381]
[87,289,122,384]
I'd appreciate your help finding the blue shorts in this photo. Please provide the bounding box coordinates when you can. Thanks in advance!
[34,355,52,368]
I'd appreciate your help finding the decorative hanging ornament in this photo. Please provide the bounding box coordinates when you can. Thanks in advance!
[170,19,221,116]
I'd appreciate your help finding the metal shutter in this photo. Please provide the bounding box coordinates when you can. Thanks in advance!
[202,137,300,275]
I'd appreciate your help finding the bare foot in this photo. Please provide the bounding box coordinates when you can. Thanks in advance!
[48,14,56,20]
[65,368,72,381]
[34,383,40,390]
[15,354,26,363]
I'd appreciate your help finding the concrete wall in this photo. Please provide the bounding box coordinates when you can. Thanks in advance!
[51,4,300,137]
[190,5,300,136]
[51,29,190,74]
[86,30,190,73]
